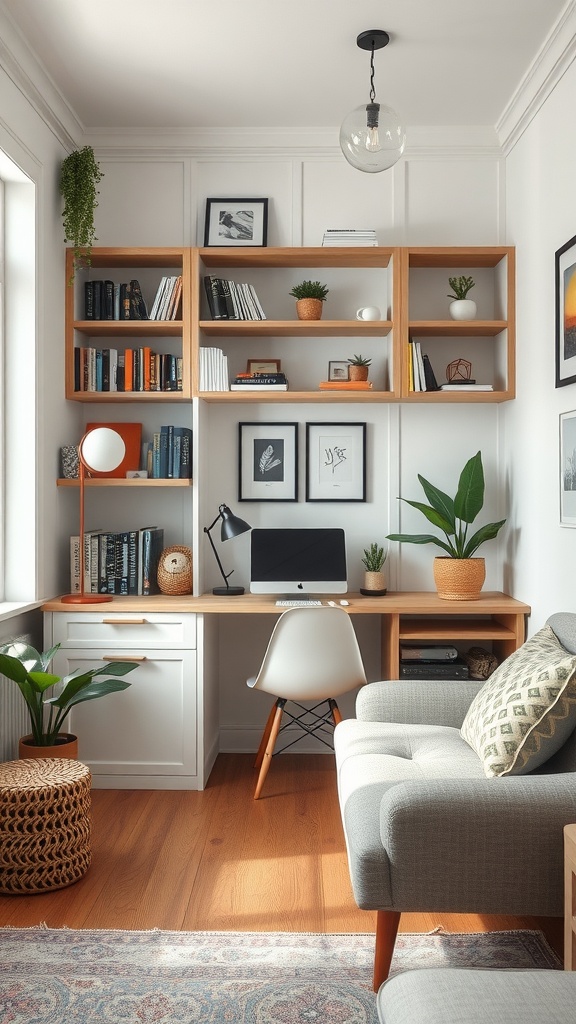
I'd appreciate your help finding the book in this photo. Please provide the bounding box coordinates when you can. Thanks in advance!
[400,659,470,679]
[230,383,288,390]
[422,353,439,391]
[440,383,493,391]
[104,280,115,319]
[141,527,164,596]
[84,281,94,320]
[177,427,192,478]
[70,536,81,594]
[119,282,131,320]
[400,644,459,661]
[129,279,148,319]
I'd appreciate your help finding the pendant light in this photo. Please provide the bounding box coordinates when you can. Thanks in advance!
[340,30,406,173]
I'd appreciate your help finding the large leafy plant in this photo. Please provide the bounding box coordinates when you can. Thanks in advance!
[0,641,136,746]
[386,451,506,558]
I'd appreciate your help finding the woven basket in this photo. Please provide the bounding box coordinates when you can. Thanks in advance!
[296,298,323,320]
[0,757,92,893]
[462,646,498,680]
[433,556,485,601]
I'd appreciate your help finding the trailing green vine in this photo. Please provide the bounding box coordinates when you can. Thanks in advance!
[59,146,103,279]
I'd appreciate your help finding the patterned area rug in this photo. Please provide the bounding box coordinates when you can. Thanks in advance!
[0,927,561,1023]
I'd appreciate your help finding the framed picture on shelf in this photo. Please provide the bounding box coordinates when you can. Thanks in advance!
[238,422,298,502]
[305,422,366,502]
[204,198,268,248]
[246,359,281,374]
[555,232,576,387]
[328,360,350,382]
[560,410,576,525]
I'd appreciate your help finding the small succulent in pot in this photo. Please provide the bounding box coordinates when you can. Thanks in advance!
[348,353,372,381]
[289,280,329,321]
[447,276,475,300]
[361,542,387,595]
[447,276,477,321]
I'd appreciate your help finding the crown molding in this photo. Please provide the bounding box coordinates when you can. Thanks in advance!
[497,0,576,153]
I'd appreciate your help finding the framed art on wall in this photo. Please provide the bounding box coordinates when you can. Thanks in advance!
[555,232,576,387]
[560,410,576,525]
[305,422,366,502]
[204,198,268,247]
[238,422,298,501]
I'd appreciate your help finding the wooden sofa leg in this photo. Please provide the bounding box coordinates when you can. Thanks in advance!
[373,910,401,992]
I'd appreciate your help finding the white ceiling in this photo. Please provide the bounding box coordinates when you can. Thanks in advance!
[1,0,569,132]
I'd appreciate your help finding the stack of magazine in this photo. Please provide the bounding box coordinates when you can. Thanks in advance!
[199,347,229,390]
[230,371,288,391]
[322,229,378,246]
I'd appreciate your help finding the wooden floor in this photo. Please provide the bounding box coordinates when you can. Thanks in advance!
[0,753,564,957]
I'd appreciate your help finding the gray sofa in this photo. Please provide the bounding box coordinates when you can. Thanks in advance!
[334,612,576,990]
[377,968,576,1024]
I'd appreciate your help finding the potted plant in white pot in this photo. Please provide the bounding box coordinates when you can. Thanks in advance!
[289,280,329,320]
[386,451,506,600]
[447,275,476,320]
[360,542,388,596]
[0,641,137,759]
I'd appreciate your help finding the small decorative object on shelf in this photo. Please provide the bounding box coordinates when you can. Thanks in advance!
[157,545,193,595]
[289,280,329,320]
[348,353,372,381]
[360,542,388,596]
[59,146,104,281]
[462,646,498,680]
[356,305,381,320]
[447,275,477,320]
[386,450,507,601]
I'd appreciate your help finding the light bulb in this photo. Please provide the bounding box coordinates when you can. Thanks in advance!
[366,127,380,152]
[340,102,405,173]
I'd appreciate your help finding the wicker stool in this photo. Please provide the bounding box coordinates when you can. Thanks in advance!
[0,757,92,894]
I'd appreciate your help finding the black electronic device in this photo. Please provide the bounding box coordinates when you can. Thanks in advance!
[250,527,347,596]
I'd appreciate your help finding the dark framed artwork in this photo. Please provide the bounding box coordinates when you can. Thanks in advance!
[238,422,298,501]
[560,410,576,525]
[204,198,268,248]
[328,360,350,381]
[305,422,366,502]
[555,233,576,387]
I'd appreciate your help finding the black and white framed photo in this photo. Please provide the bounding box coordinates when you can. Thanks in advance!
[204,198,268,248]
[305,422,366,502]
[328,360,350,381]
[555,232,576,387]
[238,422,298,501]
[560,410,576,525]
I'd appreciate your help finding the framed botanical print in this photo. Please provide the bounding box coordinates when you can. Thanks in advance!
[305,422,366,502]
[204,198,268,247]
[238,422,298,501]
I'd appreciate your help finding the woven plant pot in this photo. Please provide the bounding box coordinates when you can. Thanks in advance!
[433,556,485,601]
[349,365,369,382]
[19,733,79,760]
[296,298,323,320]
[360,570,387,597]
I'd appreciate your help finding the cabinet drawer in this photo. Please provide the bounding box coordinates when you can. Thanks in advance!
[50,611,196,649]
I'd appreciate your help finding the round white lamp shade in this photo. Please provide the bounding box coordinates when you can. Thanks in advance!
[339,104,406,173]
[80,426,126,474]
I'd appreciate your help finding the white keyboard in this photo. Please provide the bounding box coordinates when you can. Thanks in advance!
[275,599,323,607]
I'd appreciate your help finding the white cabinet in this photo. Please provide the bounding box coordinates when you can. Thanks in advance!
[43,610,212,790]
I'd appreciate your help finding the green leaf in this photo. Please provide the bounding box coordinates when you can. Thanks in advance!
[416,476,456,531]
[386,532,456,555]
[454,451,484,523]
[47,678,132,712]
[401,498,455,537]
[461,519,507,558]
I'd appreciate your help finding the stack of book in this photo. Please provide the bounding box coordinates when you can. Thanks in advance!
[199,347,229,390]
[148,276,183,320]
[70,526,164,597]
[140,426,192,479]
[318,379,373,391]
[409,339,439,392]
[74,347,182,392]
[322,229,378,247]
[203,276,266,320]
[399,643,470,679]
[230,372,288,391]
[440,382,494,391]
[84,279,148,320]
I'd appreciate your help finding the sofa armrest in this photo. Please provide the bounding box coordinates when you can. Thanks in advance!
[379,774,576,915]
[356,678,483,728]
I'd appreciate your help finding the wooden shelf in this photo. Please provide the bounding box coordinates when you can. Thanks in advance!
[199,319,392,338]
[57,477,192,487]
[199,390,396,403]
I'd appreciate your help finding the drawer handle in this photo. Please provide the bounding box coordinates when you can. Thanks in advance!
[101,618,149,625]
[102,655,147,662]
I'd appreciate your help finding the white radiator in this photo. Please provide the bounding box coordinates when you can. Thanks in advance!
[0,634,34,762]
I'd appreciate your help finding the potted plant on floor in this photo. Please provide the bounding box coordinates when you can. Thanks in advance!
[348,354,372,381]
[386,450,506,600]
[60,145,104,281]
[360,542,388,596]
[289,280,329,320]
[447,275,476,321]
[0,641,137,759]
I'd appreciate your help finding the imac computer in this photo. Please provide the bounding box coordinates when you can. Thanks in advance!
[250,528,347,596]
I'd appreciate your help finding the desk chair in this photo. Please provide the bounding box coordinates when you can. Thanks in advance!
[247,606,367,799]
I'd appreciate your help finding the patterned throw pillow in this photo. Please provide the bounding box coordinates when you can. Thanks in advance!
[460,624,576,777]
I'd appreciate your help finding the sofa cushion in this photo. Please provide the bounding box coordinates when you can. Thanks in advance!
[460,624,576,778]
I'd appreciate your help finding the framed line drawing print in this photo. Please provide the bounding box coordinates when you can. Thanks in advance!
[560,409,576,525]
[305,422,366,502]
[555,232,576,387]
[238,422,298,501]
[204,198,268,247]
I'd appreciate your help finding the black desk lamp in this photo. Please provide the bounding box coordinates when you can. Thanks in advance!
[204,503,251,595]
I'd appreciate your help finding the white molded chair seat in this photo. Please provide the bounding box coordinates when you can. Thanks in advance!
[247,606,367,798]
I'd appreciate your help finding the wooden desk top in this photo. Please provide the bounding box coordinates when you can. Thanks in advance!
[41,591,531,616]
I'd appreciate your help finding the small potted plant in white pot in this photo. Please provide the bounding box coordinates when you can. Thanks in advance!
[360,543,388,596]
[0,640,137,759]
[386,451,506,600]
[447,275,476,321]
[289,280,329,320]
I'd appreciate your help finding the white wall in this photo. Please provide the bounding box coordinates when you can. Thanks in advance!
[504,55,576,632]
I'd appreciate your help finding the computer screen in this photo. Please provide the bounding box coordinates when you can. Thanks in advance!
[250,528,347,595]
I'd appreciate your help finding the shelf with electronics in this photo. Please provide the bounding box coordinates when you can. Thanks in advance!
[195,246,399,402]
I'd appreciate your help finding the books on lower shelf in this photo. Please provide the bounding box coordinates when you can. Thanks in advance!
[140,426,192,479]
[70,526,165,597]
[409,340,440,392]
[148,276,183,320]
[203,276,266,320]
[84,279,149,321]
[322,229,378,247]
[199,347,229,391]
[74,347,182,392]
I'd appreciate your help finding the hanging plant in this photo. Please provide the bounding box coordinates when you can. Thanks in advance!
[59,146,103,280]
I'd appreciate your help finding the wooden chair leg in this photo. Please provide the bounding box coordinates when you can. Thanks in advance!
[373,909,401,991]
[254,703,278,769]
[254,699,285,799]
[329,699,343,726]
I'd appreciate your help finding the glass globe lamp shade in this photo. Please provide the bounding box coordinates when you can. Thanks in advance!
[340,102,406,173]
